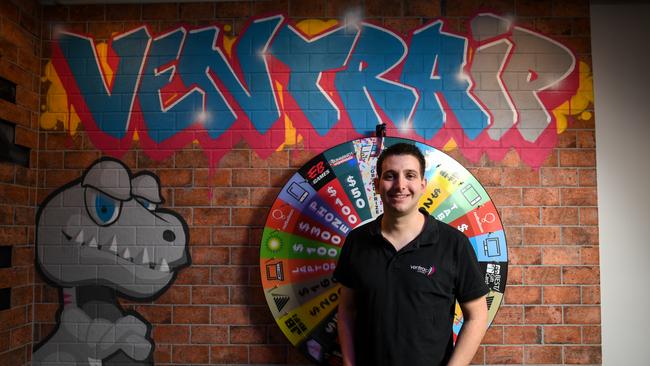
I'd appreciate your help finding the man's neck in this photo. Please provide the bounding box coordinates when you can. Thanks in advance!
[380,210,425,251]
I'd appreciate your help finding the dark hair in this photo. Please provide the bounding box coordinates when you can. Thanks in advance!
[376,143,426,178]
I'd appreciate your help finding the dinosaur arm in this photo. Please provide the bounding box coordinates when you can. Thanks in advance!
[33,290,152,365]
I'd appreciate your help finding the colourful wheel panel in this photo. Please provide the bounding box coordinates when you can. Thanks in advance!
[260,137,508,365]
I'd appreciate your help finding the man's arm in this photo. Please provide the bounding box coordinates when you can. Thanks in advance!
[447,295,488,366]
[337,285,356,366]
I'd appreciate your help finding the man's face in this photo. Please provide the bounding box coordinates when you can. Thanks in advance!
[376,154,426,218]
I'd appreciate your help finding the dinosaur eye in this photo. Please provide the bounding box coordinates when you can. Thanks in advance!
[85,188,122,226]
[136,197,157,211]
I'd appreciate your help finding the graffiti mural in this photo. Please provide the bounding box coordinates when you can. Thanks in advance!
[42,13,592,168]
[33,158,190,365]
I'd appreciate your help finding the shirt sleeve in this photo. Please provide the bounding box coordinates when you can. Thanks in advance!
[333,230,358,289]
[455,234,489,303]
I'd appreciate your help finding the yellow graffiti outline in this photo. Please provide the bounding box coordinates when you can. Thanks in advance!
[41,43,114,137]
[553,61,594,133]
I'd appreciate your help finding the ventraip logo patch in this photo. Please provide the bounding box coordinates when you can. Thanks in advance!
[410,264,435,277]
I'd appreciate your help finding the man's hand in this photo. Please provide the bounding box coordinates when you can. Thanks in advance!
[447,295,489,366]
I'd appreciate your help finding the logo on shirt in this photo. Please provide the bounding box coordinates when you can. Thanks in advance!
[410,264,435,277]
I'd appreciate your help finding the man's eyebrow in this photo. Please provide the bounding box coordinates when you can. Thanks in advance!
[387,168,419,173]
[381,168,421,177]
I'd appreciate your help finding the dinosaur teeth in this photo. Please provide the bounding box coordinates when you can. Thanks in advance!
[74,230,84,244]
[109,236,118,253]
[158,258,170,273]
[122,248,131,260]
[141,248,150,265]
[88,237,98,248]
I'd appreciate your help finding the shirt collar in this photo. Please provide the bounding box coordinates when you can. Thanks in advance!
[369,208,439,248]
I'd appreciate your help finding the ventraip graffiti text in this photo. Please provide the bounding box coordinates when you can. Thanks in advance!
[50,13,578,167]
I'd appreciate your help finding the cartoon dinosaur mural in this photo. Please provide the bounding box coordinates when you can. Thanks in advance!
[33,157,190,365]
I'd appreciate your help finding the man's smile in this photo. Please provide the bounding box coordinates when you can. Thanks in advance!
[388,192,411,200]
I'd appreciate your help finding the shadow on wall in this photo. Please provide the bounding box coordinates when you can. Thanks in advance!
[33,157,191,365]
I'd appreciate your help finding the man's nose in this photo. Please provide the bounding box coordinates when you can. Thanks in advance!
[395,174,407,188]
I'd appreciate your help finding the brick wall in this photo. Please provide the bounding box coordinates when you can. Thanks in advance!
[20,0,600,365]
[0,0,41,364]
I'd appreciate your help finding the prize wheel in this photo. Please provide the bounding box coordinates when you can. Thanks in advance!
[260,137,508,364]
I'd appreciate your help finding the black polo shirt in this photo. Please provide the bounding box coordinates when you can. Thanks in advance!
[334,209,488,366]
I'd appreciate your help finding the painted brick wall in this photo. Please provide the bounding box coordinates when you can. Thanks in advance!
[10,0,600,365]
[0,0,41,364]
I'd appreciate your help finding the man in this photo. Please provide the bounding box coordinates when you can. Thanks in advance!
[334,143,489,366]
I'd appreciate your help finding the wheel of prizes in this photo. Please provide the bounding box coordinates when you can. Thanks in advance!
[260,137,508,364]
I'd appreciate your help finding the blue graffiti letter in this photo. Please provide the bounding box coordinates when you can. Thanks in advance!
[139,29,204,143]
[176,27,236,138]
[177,17,283,138]
[402,21,488,140]
[227,16,283,133]
[56,28,151,139]
[272,25,356,134]
[334,24,416,134]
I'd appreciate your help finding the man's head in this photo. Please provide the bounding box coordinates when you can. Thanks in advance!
[376,143,426,179]
[375,143,427,217]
